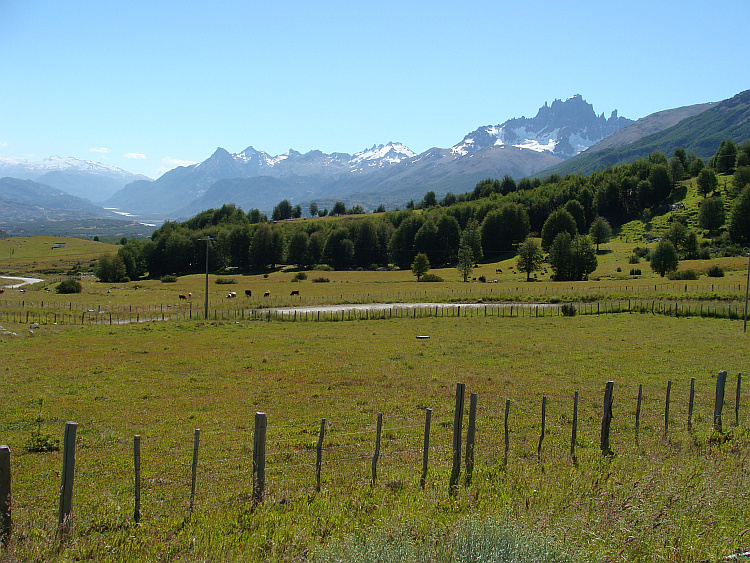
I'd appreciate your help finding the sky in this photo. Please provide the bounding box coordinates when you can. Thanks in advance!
[1,0,748,179]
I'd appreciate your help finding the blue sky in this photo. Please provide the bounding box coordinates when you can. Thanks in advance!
[1,0,747,179]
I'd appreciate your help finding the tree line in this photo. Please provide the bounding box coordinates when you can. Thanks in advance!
[95,140,750,283]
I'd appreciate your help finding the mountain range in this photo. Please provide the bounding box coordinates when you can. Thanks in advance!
[1,90,749,231]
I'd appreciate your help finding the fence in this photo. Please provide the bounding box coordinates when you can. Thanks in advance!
[1,297,749,327]
[0,371,742,546]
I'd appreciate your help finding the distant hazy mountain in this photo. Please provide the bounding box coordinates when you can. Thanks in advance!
[543,91,750,177]
[0,177,117,223]
[106,95,632,217]
[0,156,149,203]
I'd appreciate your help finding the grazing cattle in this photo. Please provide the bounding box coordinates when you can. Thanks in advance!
[496,268,502,273]
[188,292,192,298]
[227,291,237,298]
[245,289,252,297]
[290,290,299,296]
[0,288,4,294]
[179,294,187,300]
[264,290,270,297]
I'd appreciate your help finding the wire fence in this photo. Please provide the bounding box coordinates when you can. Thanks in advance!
[1,371,743,545]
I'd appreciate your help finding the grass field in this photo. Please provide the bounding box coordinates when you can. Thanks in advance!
[1,228,750,561]
[1,311,750,561]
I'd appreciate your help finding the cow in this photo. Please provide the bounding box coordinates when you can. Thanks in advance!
[179,294,187,300]
[264,290,270,297]
[0,288,4,294]
[245,289,252,297]
[290,290,299,296]
[227,291,237,298]
[188,292,192,298]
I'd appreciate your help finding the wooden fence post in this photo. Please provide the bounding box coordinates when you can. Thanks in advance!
[315,419,325,493]
[736,373,742,427]
[0,445,10,547]
[189,429,200,511]
[664,380,671,439]
[465,393,477,487]
[252,413,267,506]
[538,396,547,461]
[635,384,643,444]
[58,421,77,540]
[600,382,614,455]
[134,436,141,523]
[449,383,465,495]
[503,398,510,466]
[715,370,727,432]
[571,391,579,463]
[420,409,431,489]
[688,378,695,432]
[371,413,383,486]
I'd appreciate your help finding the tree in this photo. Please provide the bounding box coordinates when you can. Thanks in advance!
[729,186,750,244]
[734,166,750,193]
[649,164,672,202]
[420,191,437,208]
[293,204,303,219]
[588,216,612,252]
[309,202,319,217]
[456,243,474,282]
[516,238,543,281]
[461,219,483,263]
[564,200,586,232]
[697,197,726,234]
[413,220,441,267]
[323,228,355,269]
[548,233,598,281]
[541,208,578,250]
[287,230,309,268]
[95,252,127,282]
[713,138,737,175]
[697,168,718,198]
[331,201,347,216]
[650,240,679,277]
[481,203,530,256]
[272,199,293,221]
[436,214,461,265]
[411,253,430,281]
[250,223,276,269]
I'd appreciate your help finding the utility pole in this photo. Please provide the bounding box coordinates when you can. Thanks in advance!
[199,237,214,320]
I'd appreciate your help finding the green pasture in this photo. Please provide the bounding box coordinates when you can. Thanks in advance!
[0,236,118,276]
[1,311,750,561]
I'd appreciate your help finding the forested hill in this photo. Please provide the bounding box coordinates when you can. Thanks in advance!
[96,138,750,285]
[543,90,750,177]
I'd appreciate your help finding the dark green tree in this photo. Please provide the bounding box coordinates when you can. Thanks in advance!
[516,238,543,281]
[729,186,750,244]
[588,216,612,253]
[272,199,293,221]
[309,202,319,217]
[95,252,127,282]
[697,168,718,198]
[564,200,586,233]
[411,253,430,281]
[323,228,355,269]
[734,166,750,193]
[287,230,309,268]
[308,231,326,264]
[713,139,737,175]
[541,208,578,250]
[650,240,679,277]
[331,201,347,216]
[456,243,474,282]
[697,197,726,234]
[649,164,672,202]
[435,214,461,265]
[461,219,483,263]
[250,223,276,269]
[413,219,441,267]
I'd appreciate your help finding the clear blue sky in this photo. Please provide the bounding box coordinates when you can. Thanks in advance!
[1,0,747,179]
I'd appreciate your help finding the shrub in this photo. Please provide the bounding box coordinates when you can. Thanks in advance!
[312,277,330,283]
[633,246,650,258]
[628,254,640,264]
[215,277,237,284]
[420,273,443,282]
[560,303,577,316]
[668,269,698,280]
[478,275,486,283]
[160,275,177,283]
[629,268,642,276]
[616,267,622,272]
[698,248,712,260]
[314,264,334,271]
[293,272,308,281]
[706,265,725,277]
[56,279,82,294]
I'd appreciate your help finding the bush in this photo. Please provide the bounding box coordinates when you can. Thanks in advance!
[314,264,334,271]
[56,279,82,294]
[420,273,443,282]
[160,275,177,283]
[706,265,725,277]
[560,303,577,316]
[215,277,237,284]
[478,275,486,283]
[698,248,712,260]
[628,254,640,264]
[292,272,308,281]
[312,277,330,283]
[629,268,642,276]
[668,269,698,280]
[633,246,650,258]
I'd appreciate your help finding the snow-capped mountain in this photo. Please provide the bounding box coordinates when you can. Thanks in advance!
[0,156,150,203]
[452,95,632,159]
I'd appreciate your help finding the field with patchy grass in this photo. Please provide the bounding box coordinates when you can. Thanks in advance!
[1,310,750,561]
